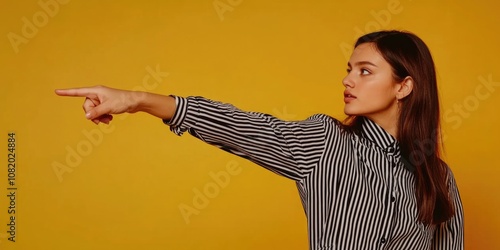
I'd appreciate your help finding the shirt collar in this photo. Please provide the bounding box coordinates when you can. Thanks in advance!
[359,117,415,172]
[360,117,396,151]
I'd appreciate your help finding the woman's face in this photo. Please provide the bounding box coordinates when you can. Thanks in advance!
[342,42,401,122]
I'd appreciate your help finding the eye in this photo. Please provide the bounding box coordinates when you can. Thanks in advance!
[346,68,352,73]
[360,68,371,75]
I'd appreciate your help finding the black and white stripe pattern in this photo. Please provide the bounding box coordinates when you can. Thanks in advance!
[165,96,464,250]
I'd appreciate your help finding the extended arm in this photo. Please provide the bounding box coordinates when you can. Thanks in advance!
[56,86,330,181]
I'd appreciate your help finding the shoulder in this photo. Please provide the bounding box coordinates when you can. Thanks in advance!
[439,160,455,178]
[306,114,343,125]
[439,159,461,190]
[305,114,353,136]
[308,113,351,127]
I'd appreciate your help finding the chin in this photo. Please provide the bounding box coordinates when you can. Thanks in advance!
[344,108,358,116]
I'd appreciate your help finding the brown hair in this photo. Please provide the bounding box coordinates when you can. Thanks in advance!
[346,30,454,225]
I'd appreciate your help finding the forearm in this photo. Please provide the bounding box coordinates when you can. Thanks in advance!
[135,91,177,120]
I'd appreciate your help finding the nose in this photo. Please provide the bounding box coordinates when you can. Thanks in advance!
[342,74,354,88]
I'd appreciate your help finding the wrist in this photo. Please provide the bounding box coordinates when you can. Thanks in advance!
[131,91,176,120]
[129,91,148,113]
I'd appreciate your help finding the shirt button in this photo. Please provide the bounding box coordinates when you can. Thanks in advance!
[380,238,387,244]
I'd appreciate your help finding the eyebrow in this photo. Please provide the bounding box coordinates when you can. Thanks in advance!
[347,61,378,68]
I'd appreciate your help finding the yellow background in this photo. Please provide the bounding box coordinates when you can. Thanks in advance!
[1,0,499,249]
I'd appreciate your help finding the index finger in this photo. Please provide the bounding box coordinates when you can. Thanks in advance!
[55,87,96,97]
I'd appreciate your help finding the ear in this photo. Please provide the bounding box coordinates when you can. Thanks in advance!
[396,76,413,100]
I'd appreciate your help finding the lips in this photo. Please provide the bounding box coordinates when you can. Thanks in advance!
[344,91,356,103]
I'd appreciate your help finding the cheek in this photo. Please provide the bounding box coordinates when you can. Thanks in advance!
[363,82,396,105]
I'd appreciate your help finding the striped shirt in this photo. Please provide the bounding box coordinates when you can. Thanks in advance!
[164,96,464,250]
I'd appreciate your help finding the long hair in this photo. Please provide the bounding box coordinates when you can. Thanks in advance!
[345,30,454,225]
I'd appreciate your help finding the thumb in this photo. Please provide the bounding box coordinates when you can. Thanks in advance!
[86,103,112,120]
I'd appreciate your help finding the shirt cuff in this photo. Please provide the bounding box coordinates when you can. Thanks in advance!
[162,95,196,136]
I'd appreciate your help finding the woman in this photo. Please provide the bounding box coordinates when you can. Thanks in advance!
[56,30,464,249]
